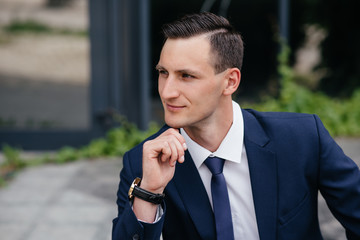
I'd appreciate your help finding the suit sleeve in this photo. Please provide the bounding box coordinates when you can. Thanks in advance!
[112,150,165,240]
[315,115,360,239]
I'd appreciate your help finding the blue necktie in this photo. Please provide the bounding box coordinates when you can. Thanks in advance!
[205,156,234,240]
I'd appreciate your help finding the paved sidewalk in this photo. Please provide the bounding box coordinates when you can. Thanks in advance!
[0,158,121,240]
[0,138,359,240]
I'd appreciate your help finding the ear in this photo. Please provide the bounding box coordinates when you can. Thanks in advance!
[223,68,241,96]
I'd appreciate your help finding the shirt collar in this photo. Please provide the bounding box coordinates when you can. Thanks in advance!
[180,101,244,169]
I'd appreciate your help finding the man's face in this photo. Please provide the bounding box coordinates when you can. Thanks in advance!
[157,35,227,129]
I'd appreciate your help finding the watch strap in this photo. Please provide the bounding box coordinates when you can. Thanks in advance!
[133,185,165,205]
[129,178,165,205]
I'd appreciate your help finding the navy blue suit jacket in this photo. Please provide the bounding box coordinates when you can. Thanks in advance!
[112,109,360,240]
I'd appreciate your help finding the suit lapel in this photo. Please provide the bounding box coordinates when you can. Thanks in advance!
[173,150,216,240]
[243,110,278,240]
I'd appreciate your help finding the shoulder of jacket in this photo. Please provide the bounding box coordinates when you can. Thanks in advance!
[243,108,315,120]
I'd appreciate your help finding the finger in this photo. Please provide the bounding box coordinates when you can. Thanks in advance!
[178,154,185,164]
[160,141,172,163]
[171,129,188,151]
[166,133,186,164]
[167,140,179,167]
[171,136,185,164]
[166,129,187,163]
[163,129,187,151]
[155,129,187,165]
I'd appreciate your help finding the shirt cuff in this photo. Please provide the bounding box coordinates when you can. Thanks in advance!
[131,202,164,224]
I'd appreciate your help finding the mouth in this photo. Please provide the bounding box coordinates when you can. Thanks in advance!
[165,103,185,112]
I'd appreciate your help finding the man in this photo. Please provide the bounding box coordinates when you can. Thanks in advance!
[112,12,360,240]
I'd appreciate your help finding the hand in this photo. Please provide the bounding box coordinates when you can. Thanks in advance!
[141,128,187,194]
[133,128,187,223]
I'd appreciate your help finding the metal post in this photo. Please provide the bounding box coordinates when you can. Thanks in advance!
[139,0,151,130]
[279,0,289,43]
[110,0,121,111]
[89,0,151,132]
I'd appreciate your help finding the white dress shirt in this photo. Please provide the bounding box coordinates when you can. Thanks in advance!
[180,101,260,240]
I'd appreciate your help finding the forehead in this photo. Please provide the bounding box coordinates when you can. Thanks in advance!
[158,35,215,72]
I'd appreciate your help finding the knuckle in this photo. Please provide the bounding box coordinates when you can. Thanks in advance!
[167,128,178,135]
[143,141,150,148]
[162,141,169,148]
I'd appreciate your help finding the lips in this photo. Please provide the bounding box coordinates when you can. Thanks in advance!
[165,103,185,112]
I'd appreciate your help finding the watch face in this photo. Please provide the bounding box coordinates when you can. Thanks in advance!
[128,177,141,199]
[128,185,134,199]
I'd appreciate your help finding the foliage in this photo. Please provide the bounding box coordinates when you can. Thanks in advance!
[3,20,87,36]
[79,116,159,159]
[302,0,360,96]
[52,146,80,164]
[1,144,26,169]
[284,0,360,97]
[4,21,51,33]
[245,43,360,137]
[0,144,27,186]
[0,117,160,186]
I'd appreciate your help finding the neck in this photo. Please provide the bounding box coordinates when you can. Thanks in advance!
[183,100,233,152]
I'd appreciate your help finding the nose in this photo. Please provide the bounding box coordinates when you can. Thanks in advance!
[159,75,180,100]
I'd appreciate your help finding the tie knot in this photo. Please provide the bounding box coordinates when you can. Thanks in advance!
[204,156,225,175]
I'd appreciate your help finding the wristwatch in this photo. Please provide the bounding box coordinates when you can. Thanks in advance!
[128,177,165,205]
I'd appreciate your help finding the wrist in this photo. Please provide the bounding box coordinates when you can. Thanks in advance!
[133,197,159,223]
[128,178,165,205]
[140,179,165,194]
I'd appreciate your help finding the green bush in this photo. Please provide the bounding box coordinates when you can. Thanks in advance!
[1,144,26,169]
[4,21,51,33]
[0,144,27,186]
[3,20,87,36]
[245,44,360,136]
[79,118,159,158]
[0,118,160,186]
[53,146,79,164]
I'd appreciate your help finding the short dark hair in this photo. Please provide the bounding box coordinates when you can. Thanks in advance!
[161,12,244,73]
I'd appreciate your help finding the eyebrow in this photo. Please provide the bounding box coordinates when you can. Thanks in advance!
[178,69,200,75]
[156,65,201,76]
[155,64,164,71]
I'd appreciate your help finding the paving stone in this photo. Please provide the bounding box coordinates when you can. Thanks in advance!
[0,205,42,223]
[26,224,98,240]
[0,158,120,240]
[0,224,28,240]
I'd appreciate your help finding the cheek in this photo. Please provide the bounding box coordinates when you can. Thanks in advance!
[195,81,223,98]
[157,79,164,96]
[186,85,221,110]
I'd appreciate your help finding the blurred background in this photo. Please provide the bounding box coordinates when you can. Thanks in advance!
[0,0,89,130]
[0,0,359,150]
[0,0,359,240]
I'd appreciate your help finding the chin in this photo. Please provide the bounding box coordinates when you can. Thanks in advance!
[164,117,187,129]
[164,121,183,129]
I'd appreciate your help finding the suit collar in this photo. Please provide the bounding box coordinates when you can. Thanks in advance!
[243,109,278,240]
[180,101,244,168]
[242,109,270,147]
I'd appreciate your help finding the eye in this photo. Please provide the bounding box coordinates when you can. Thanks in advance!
[182,73,195,79]
[157,69,169,77]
